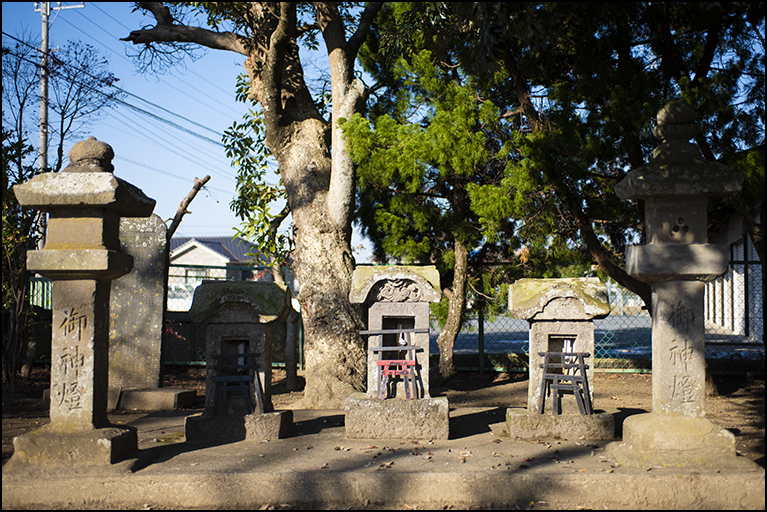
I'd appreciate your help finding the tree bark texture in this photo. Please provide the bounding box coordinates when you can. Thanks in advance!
[437,238,468,381]
[124,2,382,407]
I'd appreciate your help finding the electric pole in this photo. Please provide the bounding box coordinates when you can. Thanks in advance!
[34,2,84,172]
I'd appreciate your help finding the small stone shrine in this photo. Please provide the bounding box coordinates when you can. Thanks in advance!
[10,137,155,466]
[185,280,293,443]
[507,278,615,440]
[607,100,755,469]
[345,266,448,440]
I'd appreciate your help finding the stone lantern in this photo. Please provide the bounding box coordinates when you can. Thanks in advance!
[10,137,155,466]
[607,101,752,468]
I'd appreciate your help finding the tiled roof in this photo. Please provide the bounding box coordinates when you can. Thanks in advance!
[170,237,269,265]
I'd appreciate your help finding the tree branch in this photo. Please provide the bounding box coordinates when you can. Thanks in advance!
[347,2,384,58]
[121,2,248,55]
[692,21,722,87]
[262,2,296,129]
[166,175,211,241]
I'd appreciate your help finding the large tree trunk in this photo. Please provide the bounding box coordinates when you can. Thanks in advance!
[268,115,367,408]
[123,1,381,408]
[290,198,367,407]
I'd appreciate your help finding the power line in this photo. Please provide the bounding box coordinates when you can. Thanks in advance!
[65,8,244,120]
[2,39,227,150]
[114,155,233,196]
[3,43,239,185]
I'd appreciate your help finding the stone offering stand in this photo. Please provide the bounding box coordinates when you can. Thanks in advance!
[506,278,615,440]
[345,266,449,440]
[185,280,294,443]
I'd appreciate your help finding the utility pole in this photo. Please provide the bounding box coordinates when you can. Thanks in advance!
[34,2,84,172]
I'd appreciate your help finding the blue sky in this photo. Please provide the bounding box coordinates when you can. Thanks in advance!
[2,2,372,261]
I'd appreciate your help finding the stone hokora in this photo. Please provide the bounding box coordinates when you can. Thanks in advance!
[345,265,449,440]
[184,280,294,443]
[506,277,615,441]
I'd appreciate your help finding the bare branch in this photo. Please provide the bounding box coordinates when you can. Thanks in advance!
[121,2,248,55]
[166,175,211,241]
[348,2,384,58]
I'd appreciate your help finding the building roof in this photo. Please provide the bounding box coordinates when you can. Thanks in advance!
[169,237,269,265]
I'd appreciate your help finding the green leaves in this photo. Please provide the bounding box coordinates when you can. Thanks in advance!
[224,105,292,267]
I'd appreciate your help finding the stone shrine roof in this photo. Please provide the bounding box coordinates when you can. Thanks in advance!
[349,265,441,303]
[508,277,611,321]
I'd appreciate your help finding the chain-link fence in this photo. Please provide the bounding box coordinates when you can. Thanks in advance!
[27,253,763,377]
[434,255,764,376]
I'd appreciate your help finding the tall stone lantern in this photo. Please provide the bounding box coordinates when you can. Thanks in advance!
[10,137,155,466]
[607,101,751,468]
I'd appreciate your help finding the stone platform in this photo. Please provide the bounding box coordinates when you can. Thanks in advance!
[2,407,763,510]
[8,424,138,466]
[344,393,449,440]
[506,407,615,441]
[604,412,747,469]
[185,411,294,443]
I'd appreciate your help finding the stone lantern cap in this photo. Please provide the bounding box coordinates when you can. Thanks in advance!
[509,277,610,321]
[189,281,291,324]
[13,137,155,216]
[614,101,744,200]
[349,265,441,304]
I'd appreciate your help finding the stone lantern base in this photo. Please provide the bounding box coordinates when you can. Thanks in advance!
[8,424,137,466]
[344,393,449,440]
[506,408,615,441]
[604,413,757,469]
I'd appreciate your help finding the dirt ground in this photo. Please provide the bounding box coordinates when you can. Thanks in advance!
[2,366,764,468]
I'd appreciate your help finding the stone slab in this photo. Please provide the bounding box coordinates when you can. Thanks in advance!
[344,393,449,440]
[506,408,615,441]
[109,214,167,390]
[110,388,198,411]
[9,423,138,466]
[185,411,294,443]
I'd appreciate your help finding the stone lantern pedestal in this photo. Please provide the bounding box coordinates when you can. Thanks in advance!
[506,278,614,440]
[345,266,449,440]
[605,101,754,469]
[9,137,155,466]
[184,281,293,443]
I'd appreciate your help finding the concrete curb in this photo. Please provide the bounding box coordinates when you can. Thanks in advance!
[3,466,764,509]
